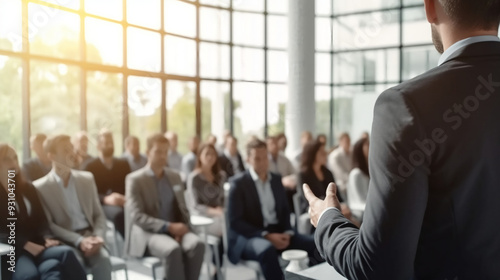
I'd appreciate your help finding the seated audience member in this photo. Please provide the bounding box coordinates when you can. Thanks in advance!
[186,143,226,269]
[276,133,288,154]
[122,135,147,172]
[125,133,204,280]
[293,131,313,170]
[206,134,217,146]
[317,134,327,146]
[165,131,183,172]
[72,131,94,170]
[181,135,201,179]
[297,140,356,230]
[267,136,296,188]
[227,139,317,280]
[186,143,226,236]
[85,130,131,237]
[0,143,87,280]
[347,137,370,221]
[327,133,352,200]
[34,135,112,280]
[217,130,232,153]
[218,135,245,178]
[22,133,52,182]
[266,136,297,211]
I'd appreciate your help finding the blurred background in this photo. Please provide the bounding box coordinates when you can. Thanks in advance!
[0,0,441,159]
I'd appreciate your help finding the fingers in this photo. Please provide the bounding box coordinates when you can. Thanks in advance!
[302,184,318,202]
[326,182,337,197]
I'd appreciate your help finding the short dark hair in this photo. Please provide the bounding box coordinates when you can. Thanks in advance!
[441,0,500,29]
[44,135,71,155]
[246,138,267,157]
[146,133,169,152]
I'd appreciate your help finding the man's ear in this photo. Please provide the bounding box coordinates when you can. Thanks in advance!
[424,0,438,24]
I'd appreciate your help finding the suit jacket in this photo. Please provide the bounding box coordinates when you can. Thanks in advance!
[227,171,292,264]
[219,152,245,178]
[22,158,51,182]
[315,41,500,279]
[0,181,52,251]
[124,167,190,257]
[33,170,107,247]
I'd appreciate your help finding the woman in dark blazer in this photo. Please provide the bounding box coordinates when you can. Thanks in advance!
[0,143,86,280]
[298,140,356,230]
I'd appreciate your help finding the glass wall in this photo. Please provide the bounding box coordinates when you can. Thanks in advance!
[318,0,439,147]
[3,0,492,159]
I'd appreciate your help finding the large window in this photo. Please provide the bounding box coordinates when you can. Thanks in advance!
[3,0,496,160]
[317,0,440,146]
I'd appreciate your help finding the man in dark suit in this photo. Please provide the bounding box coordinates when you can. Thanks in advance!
[22,133,52,182]
[218,135,245,178]
[227,139,317,280]
[303,1,500,279]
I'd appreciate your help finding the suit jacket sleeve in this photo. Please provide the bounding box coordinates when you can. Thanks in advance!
[315,88,429,279]
[87,174,107,240]
[125,174,168,233]
[228,178,266,238]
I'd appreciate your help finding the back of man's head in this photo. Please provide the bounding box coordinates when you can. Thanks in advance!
[440,0,500,30]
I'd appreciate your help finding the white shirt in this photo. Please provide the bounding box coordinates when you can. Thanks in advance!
[347,168,370,219]
[268,153,295,177]
[438,35,500,66]
[52,171,89,231]
[327,146,353,194]
[249,167,278,227]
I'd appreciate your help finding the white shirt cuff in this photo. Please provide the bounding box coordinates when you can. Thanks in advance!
[317,207,341,226]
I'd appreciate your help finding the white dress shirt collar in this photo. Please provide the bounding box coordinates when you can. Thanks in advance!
[438,35,500,66]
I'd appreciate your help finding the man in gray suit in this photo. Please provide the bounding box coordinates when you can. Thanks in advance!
[125,133,204,280]
[34,135,111,280]
[303,1,500,279]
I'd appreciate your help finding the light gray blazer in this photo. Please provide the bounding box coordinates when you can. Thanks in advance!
[33,170,107,247]
[124,166,190,257]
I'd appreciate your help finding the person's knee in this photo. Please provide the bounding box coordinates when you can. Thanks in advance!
[163,243,182,261]
[38,259,62,274]
[257,240,277,260]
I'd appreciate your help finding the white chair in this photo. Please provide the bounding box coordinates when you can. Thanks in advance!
[222,208,264,280]
[85,256,129,280]
[138,256,162,280]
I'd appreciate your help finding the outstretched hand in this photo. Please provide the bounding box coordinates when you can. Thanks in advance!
[303,182,341,227]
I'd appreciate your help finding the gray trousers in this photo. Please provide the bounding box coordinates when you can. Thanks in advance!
[147,232,205,280]
[70,229,112,280]
[70,246,112,280]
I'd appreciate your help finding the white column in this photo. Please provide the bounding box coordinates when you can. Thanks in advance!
[286,0,315,159]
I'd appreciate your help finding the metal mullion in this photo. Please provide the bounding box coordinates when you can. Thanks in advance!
[330,4,423,19]
[22,0,30,160]
[195,0,201,137]
[122,0,128,142]
[331,43,432,55]
[330,0,335,147]
[399,0,404,83]
[263,0,268,138]
[161,0,167,132]
[80,0,87,131]
[229,0,234,134]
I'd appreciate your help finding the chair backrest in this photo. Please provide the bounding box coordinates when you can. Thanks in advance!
[292,191,303,217]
